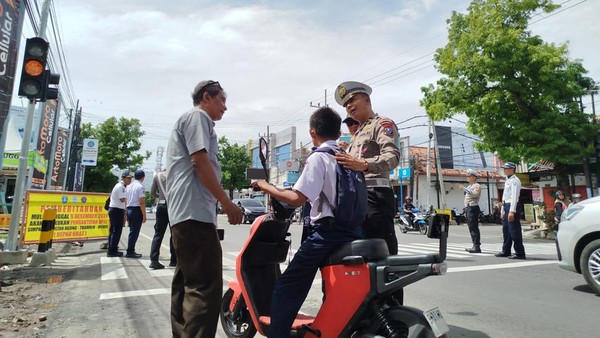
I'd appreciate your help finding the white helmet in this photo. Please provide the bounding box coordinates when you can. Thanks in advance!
[466,169,477,177]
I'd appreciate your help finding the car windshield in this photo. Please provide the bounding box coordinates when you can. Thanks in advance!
[241,200,264,207]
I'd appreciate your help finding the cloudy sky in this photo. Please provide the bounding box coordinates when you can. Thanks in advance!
[20,0,599,171]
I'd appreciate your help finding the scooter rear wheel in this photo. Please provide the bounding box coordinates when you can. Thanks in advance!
[220,288,257,338]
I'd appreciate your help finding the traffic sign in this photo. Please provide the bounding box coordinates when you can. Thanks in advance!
[399,167,411,179]
[81,138,98,166]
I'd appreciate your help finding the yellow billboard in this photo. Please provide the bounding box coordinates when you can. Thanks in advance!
[21,190,109,244]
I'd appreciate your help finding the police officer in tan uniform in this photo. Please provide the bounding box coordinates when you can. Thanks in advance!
[334,81,401,255]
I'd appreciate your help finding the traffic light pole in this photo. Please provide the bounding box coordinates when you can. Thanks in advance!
[5,99,37,251]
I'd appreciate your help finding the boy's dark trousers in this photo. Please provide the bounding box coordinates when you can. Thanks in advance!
[267,221,362,337]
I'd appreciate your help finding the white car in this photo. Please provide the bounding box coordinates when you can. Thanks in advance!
[556,196,600,295]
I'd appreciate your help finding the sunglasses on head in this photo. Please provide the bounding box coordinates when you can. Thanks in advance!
[198,81,221,95]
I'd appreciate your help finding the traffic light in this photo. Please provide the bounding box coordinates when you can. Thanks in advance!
[17,37,60,102]
[18,37,49,100]
[41,70,60,101]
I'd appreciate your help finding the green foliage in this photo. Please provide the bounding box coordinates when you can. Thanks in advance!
[145,191,155,207]
[218,136,251,199]
[421,0,599,165]
[80,117,151,192]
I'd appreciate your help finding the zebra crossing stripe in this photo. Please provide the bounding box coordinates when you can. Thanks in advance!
[100,257,128,280]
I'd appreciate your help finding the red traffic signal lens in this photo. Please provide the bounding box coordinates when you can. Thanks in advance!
[24,60,44,77]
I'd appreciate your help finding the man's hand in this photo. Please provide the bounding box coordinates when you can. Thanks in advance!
[508,211,515,222]
[335,153,368,171]
[221,200,243,225]
[338,141,349,150]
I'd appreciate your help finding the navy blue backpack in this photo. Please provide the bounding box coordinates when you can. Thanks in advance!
[311,147,368,229]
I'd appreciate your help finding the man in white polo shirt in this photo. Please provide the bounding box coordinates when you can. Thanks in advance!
[107,170,133,257]
[124,169,146,258]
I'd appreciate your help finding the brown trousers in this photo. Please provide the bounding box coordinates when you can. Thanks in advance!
[170,220,222,338]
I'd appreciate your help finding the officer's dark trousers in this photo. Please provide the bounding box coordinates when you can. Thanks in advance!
[466,205,481,247]
[170,220,222,338]
[126,206,143,254]
[363,187,398,255]
[501,203,525,256]
[268,223,362,338]
[107,207,125,254]
[150,204,176,264]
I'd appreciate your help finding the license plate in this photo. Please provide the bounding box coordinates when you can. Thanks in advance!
[423,307,449,337]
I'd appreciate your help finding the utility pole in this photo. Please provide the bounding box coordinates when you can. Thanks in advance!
[309,89,328,108]
[432,120,446,209]
[426,120,432,208]
[6,0,53,251]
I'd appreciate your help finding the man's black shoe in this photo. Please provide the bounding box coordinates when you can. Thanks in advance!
[107,251,123,257]
[149,261,165,269]
[169,262,177,267]
[466,247,481,253]
[508,255,526,260]
[125,252,142,258]
[494,252,509,257]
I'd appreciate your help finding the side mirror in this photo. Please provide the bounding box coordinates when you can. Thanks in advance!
[258,137,269,181]
[427,213,449,239]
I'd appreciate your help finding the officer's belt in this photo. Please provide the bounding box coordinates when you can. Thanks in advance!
[466,203,478,207]
[366,178,390,188]
[502,199,512,204]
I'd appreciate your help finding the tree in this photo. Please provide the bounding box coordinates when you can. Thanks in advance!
[218,136,251,199]
[420,0,599,190]
[80,117,151,192]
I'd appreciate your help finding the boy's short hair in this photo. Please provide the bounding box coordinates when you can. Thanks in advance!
[310,107,341,139]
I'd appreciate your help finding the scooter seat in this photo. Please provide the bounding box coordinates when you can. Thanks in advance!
[322,239,389,266]
[259,313,315,329]
[386,254,440,266]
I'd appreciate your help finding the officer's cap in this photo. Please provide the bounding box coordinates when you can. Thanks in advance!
[502,162,516,169]
[342,116,358,125]
[335,81,372,107]
[121,170,133,178]
[134,169,145,180]
[466,169,477,177]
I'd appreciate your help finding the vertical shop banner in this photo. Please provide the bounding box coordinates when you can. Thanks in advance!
[31,99,58,188]
[435,125,454,169]
[74,163,84,191]
[50,127,69,190]
[0,0,21,141]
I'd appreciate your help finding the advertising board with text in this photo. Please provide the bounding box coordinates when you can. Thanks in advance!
[21,190,110,244]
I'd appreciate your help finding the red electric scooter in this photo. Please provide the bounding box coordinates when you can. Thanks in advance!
[221,137,450,338]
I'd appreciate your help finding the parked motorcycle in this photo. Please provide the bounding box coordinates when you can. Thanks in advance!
[220,137,450,338]
[397,208,428,235]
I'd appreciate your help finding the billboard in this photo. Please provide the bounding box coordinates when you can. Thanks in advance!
[49,127,69,190]
[0,0,22,140]
[31,99,58,188]
[21,190,110,244]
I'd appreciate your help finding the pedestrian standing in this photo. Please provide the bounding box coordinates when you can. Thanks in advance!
[461,169,482,253]
[166,80,242,338]
[107,170,133,257]
[334,81,401,255]
[554,190,569,226]
[149,170,176,269]
[495,162,526,259]
[124,169,146,258]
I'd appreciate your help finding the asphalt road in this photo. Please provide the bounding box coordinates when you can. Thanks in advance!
[39,214,598,338]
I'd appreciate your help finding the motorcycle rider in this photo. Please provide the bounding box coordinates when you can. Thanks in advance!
[403,196,416,228]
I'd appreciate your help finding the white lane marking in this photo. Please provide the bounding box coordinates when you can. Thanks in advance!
[100,287,170,300]
[100,257,128,280]
[448,260,557,273]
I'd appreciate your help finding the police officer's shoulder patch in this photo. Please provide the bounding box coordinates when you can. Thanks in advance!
[379,119,395,137]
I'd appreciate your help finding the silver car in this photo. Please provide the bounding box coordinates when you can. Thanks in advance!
[556,196,600,295]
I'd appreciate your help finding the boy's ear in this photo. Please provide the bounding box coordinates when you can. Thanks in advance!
[337,131,341,139]
[309,128,316,139]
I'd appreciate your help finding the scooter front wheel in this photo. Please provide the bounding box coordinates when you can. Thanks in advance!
[220,288,257,338]
[419,223,428,235]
